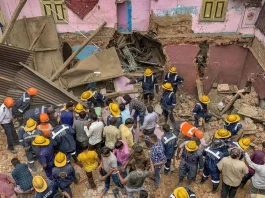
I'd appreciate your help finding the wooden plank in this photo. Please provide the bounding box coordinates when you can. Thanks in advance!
[0,0,27,43]
[34,48,57,52]
[19,62,86,106]
[196,77,204,98]
[29,23,46,50]
[104,88,138,98]
[220,89,245,115]
[50,21,106,81]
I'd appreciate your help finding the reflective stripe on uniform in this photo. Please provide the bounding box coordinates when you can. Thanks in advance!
[174,75,178,81]
[203,173,209,177]
[196,103,203,110]
[41,106,45,113]
[23,92,30,102]
[205,147,221,159]
[234,123,240,131]
[51,125,69,139]
[211,179,220,183]
[167,73,170,79]
[163,134,177,144]
[168,92,173,98]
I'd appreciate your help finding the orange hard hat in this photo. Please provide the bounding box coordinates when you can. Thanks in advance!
[4,97,14,108]
[27,87,38,96]
[40,113,49,123]
[195,130,204,139]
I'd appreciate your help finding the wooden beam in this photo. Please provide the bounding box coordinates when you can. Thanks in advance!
[50,21,106,81]
[34,47,57,52]
[0,0,27,43]
[51,59,67,89]
[220,89,245,115]
[29,23,46,50]
[196,77,204,98]
[104,89,138,98]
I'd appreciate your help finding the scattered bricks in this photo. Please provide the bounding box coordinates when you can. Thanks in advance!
[217,84,230,92]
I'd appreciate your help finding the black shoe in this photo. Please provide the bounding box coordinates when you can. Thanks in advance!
[112,188,120,198]
[74,173,80,184]
[13,142,20,146]
[212,185,219,193]
[8,149,18,154]
[239,183,246,189]
[200,177,208,184]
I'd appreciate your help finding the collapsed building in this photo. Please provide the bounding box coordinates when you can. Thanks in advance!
[1,0,265,197]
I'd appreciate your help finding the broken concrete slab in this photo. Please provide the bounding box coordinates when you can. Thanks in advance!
[155,104,163,115]
[62,47,123,88]
[238,104,265,121]
[217,84,230,92]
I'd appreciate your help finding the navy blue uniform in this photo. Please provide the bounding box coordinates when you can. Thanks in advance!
[12,92,32,117]
[192,102,212,127]
[162,132,177,174]
[51,124,76,162]
[179,148,203,182]
[160,91,176,124]
[87,91,107,109]
[34,181,58,198]
[164,73,184,93]
[106,114,122,128]
[52,164,75,197]
[202,146,224,186]
[23,105,48,124]
[224,122,242,137]
[60,110,74,127]
[38,143,54,179]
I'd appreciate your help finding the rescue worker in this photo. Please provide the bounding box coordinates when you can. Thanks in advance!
[224,114,243,140]
[23,118,44,171]
[37,113,53,138]
[32,176,60,198]
[126,68,159,104]
[177,141,203,187]
[52,152,77,197]
[57,102,75,127]
[32,136,54,180]
[160,82,176,124]
[12,88,38,123]
[80,90,107,110]
[107,103,122,128]
[74,103,87,120]
[23,105,55,125]
[228,138,250,160]
[192,95,212,127]
[201,139,226,193]
[50,124,77,162]
[169,187,196,198]
[213,129,232,157]
[161,124,177,175]
[0,97,19,154]
[164,66,184,94]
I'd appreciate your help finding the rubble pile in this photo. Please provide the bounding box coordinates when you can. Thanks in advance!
[173,94,196,119]
[234,91,259,110]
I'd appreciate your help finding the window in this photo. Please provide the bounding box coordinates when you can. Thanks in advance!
[200,0,228,22]
[40,0,68,23]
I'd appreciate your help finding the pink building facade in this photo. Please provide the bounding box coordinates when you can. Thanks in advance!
[0,0,261,35]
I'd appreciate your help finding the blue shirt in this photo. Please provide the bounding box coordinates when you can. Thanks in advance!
[60,110,74,127]
[11,164,33,191]
[224,122,242,136]
[39,143,54,168]
[34,181,58,198]
[150,140,167,168]
[120,108,131,124]
[52,164,75,189]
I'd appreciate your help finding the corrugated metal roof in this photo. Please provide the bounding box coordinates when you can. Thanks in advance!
[0,44,85,106]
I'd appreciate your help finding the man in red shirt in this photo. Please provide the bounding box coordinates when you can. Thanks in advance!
[240,141,265,188]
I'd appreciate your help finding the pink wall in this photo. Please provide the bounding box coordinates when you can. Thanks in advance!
[150,0,254,34]
[0,0,117,33]
[131,0,151,31]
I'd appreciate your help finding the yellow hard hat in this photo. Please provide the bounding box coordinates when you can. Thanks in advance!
[32,176,47,192]
[80,91,93,101]
[200,95,210,104]
[225,114,240,124]
[238,138,250,149]
[162,82,173,91]
[215,128,231,139]
[109,103,120,116]
[144,68,153,76]
[32,136,50,146]
[173,187,188,198]
[169,66,177,74]
[54,152,67,167]
[24,118,37,132]
[185,141,198,152]
[75,103,86,113]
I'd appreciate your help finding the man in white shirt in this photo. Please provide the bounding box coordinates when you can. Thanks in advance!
[84,113,104,157]
[0,97,19,153]
[140,106,158,136]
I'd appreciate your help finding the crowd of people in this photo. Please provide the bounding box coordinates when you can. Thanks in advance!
[0,66,264,198]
